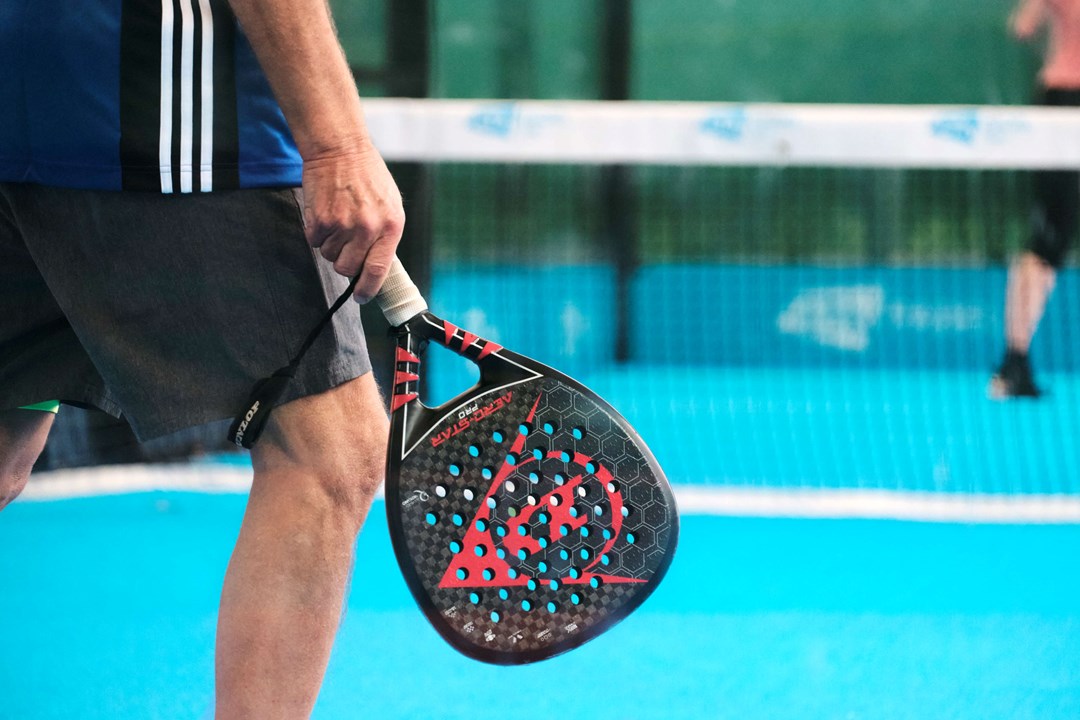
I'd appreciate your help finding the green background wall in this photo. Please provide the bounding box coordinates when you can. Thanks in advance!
[328,0,1045,104]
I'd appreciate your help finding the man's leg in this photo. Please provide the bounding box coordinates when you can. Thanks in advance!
[215,373,387,720]
[0,409,54,510]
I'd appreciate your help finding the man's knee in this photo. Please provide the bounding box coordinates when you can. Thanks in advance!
[0,465,31,510]
[0,409,54,510]
[251,374,388,522]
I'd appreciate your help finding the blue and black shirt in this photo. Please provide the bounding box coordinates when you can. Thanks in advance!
[0,0,302,193]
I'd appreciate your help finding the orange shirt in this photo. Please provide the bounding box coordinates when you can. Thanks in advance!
[1042,0,1080,88]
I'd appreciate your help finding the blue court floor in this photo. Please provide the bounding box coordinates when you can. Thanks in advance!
[2,489,1078,720]
[584,368,1080,495]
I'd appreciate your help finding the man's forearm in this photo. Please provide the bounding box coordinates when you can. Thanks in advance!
[227,0,368,159]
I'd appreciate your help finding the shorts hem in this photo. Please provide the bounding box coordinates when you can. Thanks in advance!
[126,360,373,442]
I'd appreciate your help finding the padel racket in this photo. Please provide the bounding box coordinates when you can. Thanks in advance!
[373,259,679,664]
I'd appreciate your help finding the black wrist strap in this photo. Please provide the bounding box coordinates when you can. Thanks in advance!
[227,273,361,449]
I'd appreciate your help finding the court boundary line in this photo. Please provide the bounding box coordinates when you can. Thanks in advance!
[21,464,1080,524]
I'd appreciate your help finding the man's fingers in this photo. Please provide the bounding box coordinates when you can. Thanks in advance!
[352,238,400,304]
[332,238,370,278]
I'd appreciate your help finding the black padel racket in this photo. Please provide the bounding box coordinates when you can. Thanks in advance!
[373,259,679,664]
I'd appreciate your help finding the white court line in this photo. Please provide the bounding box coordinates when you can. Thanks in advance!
[19,466,1080,524]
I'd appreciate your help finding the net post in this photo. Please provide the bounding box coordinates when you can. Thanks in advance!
[363,0,433,395]
[601,0,636,364]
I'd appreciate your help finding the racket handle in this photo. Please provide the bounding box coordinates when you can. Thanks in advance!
[376,256,429,327]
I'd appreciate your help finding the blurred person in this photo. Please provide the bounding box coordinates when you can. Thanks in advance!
[0,1,403,717]
[991,0,1080,398]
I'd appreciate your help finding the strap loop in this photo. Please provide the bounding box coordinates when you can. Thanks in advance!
[226,273,360,449]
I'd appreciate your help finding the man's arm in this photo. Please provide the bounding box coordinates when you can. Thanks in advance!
[1011,0,1047,41]
[227,0,404,303]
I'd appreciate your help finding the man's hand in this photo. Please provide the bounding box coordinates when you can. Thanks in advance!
[302,139,405,303]
[1010,0,1045,40]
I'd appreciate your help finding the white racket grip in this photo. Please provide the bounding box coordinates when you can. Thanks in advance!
[375,256,429,327]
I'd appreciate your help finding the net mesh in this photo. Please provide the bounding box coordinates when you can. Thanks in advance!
[373,101,1080,510]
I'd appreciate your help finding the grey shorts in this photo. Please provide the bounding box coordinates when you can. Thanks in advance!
[0,183,371,440]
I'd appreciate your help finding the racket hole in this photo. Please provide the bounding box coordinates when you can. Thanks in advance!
[425,512,438,525]
[601,554,611,566]
[482,466,494,480]
[507,506,520,518]
[572,427,586,440]
[518,422,533,436]
[627,532,636,544]
[550,495,562,507]
[537,537,549,549]
[475,544,488,557]
[576,485,590,498]
[622,505,634,518]
[497,548,507,559]
[490,610,501,623]
[486,497,498,510]
[580,525,590,538]
[448,463,461,477]
[482,568,495,581]
[517,549,530,561]
[452,513,464,526]
[504,480,516,493]
[463,487,476,501]
[569,566,583,579]
[549,579,560,591]
[526,495,538,506]
[528,471,542,484]
[527,578,539,591]
[499,588,509,601]
[469,591,482,604]
[570,593,583,605]
[602,528,612,540]
[517,523,531,536]
[542,421,558,435]
[435,485,447,498]
[579,548,593,561]
[585,461,598,474]
[468,444,482,458]
[606,480,620,494]
[559,548,569,560]
[559,450,572,463]
[559,524,571,537]
[492,430,505,443]
[505,453,519,466]
[531,448,544,461]
[456,568,469,581]
[449,540,463,553]
[553,473,566,486]
[538,561,549,573]
[590,576,603,589]
[537,511,550,524]
[521,599,534,611]
[594,504,606,517]
[507,567,519,579]
[495,523,508,537]
[546,601,560,614]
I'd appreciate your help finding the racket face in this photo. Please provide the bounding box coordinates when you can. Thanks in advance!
[385,312,678,664]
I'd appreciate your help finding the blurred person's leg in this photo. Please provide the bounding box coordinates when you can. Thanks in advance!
[992,160,1078,398]
[1004,250,1057,356]
[215,373,386,719]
